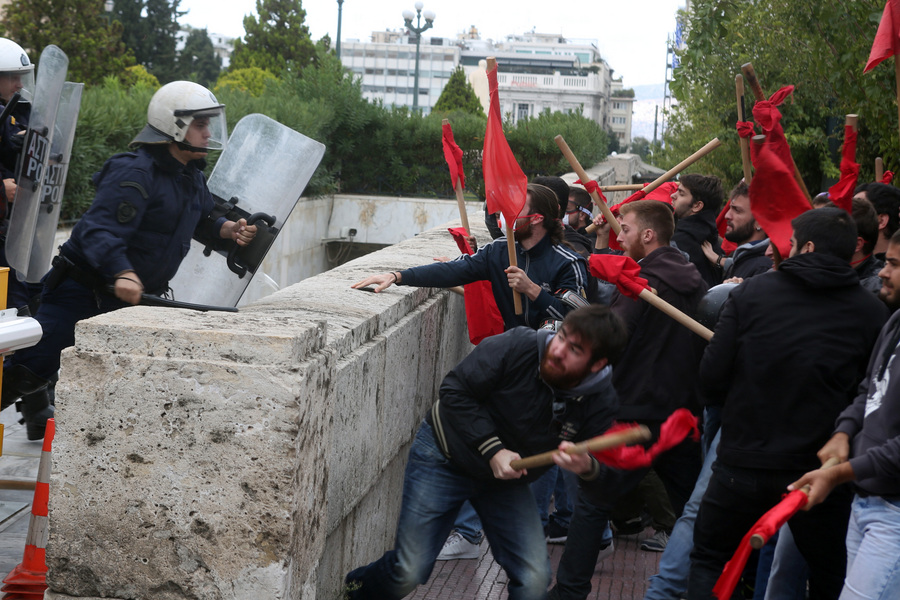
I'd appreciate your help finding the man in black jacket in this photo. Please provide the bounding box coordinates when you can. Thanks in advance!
[671,174,724,288]
[344,305,627,600]
[687,207,889,600]
[719,181,772,281]
[552,200,706,600]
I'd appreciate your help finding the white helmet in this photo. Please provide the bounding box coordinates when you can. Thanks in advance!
[131,81,227,151]
[0,38,34,102]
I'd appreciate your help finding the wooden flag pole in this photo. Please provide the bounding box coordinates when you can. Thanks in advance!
[847,113,858,132]
[506,223,523,314]
[510,425,651,471]
[876,157,885,182]
[736,74,753,184]
[599,184,644,192]
[555,135,620,235]
[442,118,471,234]
[740,63,812,204]
[583,138,723,235]
[638,289,714,341]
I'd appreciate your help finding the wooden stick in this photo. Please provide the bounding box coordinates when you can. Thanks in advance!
[740,63,812,204]
[443,118,471,234]
[555,135,621,234]
[599,184,644,192]
[639,289,714,341]
[876,157,884,182]
[736,74,753,184]
[506,223,523,314]
[749,457,841,549]
[584,138,723,234]
[447,286,464,297]
[510,425,651,471]
[846,114,858,132]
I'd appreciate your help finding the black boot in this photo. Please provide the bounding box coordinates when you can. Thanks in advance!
[1,364,50,412]
[19,387,54,441]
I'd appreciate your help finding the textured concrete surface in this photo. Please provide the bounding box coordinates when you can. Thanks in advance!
[40,217,479,600]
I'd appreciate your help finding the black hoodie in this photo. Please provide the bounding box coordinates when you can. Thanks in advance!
[673,210,722,288]
[701,252,889,471]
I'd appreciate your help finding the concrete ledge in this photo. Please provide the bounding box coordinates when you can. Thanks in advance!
[45,220,481,600]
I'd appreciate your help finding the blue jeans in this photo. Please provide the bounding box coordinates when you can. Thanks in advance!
[453,501,484,544]
[839,494,900,600]
[762,525,808,600]
[643,429,720,600]
[345,421,550,600]
[532,466,577,529]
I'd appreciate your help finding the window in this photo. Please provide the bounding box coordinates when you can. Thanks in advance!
[517,103,530,121]
[613,102,627,110]
[612,116,627,124]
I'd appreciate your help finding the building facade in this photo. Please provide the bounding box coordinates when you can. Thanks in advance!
[609,79,635,148]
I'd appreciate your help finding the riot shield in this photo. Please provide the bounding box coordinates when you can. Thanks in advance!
[23,82,82,283]
[167,113,325,307]
[5,45,68,279]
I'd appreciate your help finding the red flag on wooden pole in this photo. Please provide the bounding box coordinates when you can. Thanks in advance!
[827,117,860,214]
[448,227,505,345]
[442,120,465,190]
[865,0,900,141]
[749,140,809,259]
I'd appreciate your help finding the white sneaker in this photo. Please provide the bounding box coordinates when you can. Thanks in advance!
[597,540,615,563]
[436,530,482,560]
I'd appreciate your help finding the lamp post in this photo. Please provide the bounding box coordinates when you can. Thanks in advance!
[402,2,435,112]
[336,0,344,59]
[103,0,114,25]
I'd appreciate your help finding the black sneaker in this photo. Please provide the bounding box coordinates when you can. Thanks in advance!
[546,520,568,544]
[640,529,669,552]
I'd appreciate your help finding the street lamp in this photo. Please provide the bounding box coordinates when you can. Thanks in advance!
[103,0,114,25]
[336,0,344,59]
[402,2,435,112]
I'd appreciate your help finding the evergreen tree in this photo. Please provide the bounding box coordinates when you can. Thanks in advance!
[230,0,316,75]
[176,27,220,88]
[2,0,134,84]
[433,66,485,117]
[114,0,184,83]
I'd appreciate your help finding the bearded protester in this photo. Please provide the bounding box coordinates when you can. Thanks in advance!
[344,305,627,600]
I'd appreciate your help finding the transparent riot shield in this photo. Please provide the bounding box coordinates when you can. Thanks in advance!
[167,114,326,307]
[5,45,68,279]
[23,81,82,283]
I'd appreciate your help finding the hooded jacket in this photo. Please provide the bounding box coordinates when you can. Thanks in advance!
[724,238,773,280]
[701,252,889,471]
[399,234,587,330]
[426,326,619,484]
[673,210,722,288]
[609,245,707,422]
[834,310,900,498]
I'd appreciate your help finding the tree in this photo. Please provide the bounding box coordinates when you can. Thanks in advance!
[176,27,221,88]
[631,136,652,160]
[2,0,134,84]
[433,66,485,117]
[662,0,894,192]
[230,0,316,75]
[114,0,184,83]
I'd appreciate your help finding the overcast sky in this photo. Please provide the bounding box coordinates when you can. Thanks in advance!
[178,0,686,88]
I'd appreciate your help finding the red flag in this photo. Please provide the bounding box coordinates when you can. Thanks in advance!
[592,409,699,469]
[828,125,859,214]
[716,200,738,256]
[483,63,527,223]
[713,490,809,600]
[752,86,796,173]
[448,227,505,345]
[588,254,650,299]
[865,0,900,73]
[749,142,809,259]
[884,170,895,184]
[442,121,466,190]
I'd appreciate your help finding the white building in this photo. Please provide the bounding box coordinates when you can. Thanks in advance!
[609,79,635,149]
[175,28,235,69]
[340,28,633,143]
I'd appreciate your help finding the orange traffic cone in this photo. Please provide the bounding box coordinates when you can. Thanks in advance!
[1,418,54,599]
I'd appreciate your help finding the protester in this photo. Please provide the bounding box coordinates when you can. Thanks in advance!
[850,196,885,294]
[702,181,772,281]
[671,174,724,288]
[344,304,628,600]
[0,81,257,440]
[687,207,889,600]
[854,182,900,261]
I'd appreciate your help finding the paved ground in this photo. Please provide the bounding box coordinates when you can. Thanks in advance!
[1,406,661,598]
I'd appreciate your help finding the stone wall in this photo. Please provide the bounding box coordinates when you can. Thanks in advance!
[44,217,482,600]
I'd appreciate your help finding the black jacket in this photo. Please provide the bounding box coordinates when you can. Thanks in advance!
[673,210,722,288]
[854,254,884,295]
[427,327,619,484]
[701,252,889,471]
[609,245,707,422]
[724,238,773,280]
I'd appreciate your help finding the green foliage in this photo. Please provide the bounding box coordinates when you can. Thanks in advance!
[2,0,135,84]
[662,0,894,192]
[176,27,221,88]
[230,0,317,75]
[114,0,184,83]
[433,66,485,117]
[508,110,609,179]
[630,136,661,161]
[611,88,635,98]
[121,65,161,88]
[214,67,277,97]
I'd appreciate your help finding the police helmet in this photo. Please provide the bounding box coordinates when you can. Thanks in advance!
[695,282,738,330]
[130,81,227,151]
[0,38,34,102]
